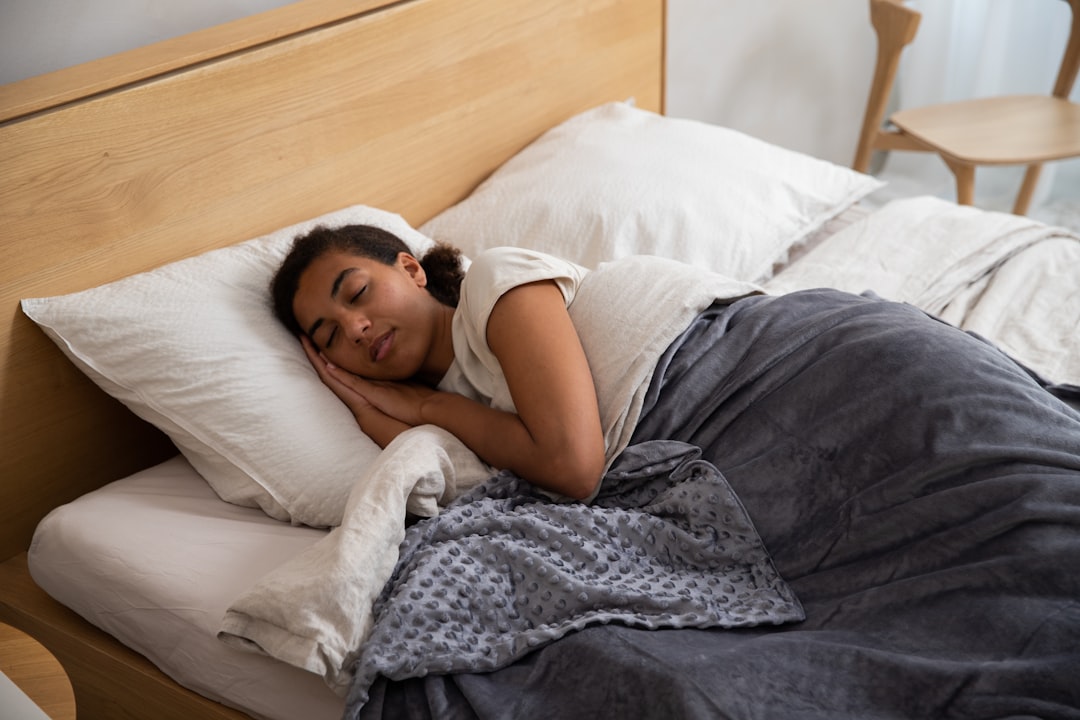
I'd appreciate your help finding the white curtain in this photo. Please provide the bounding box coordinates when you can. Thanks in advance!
[873,0,1080,226]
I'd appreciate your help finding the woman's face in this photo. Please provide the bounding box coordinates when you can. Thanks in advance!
[292,250,440,381]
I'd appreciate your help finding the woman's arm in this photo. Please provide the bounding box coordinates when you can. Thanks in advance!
[318,280,606,499]
[422,280,606,499]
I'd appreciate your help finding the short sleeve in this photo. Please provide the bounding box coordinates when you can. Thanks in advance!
[442,247,588,411]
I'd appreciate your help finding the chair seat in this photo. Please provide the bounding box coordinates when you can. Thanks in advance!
[891,95,1080,165]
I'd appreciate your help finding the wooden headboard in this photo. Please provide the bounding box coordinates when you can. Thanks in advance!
[0,0,665,561]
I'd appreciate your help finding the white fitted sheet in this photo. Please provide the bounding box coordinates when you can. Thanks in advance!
[28,455,344,720]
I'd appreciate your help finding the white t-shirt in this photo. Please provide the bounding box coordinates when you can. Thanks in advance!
[438,247,762,475]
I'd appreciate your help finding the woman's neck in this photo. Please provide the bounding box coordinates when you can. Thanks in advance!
[417,301,457,386]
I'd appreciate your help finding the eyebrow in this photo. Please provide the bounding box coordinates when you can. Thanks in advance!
[305,267,356,339]
[330,267,355,299]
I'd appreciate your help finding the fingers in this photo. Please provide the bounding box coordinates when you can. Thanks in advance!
[300,335,326,374]
[300,335,330,368]
[301,335,347,381]
[297,336,422,423]
[300,336,363,397]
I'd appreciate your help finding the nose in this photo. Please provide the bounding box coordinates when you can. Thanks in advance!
[340,311,371,345]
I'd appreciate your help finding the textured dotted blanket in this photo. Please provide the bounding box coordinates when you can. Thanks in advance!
[345,440,803,709]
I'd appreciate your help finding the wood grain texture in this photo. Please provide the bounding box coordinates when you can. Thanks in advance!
[0,1,663,711]
[891,95,1080,165]
[0,617,76,720]
[0,0,663,560]
[0,0,398,123]
[853,0,1080,212]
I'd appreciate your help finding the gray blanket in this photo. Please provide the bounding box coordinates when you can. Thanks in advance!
[344,441,804,710]
[353,288,1080,719]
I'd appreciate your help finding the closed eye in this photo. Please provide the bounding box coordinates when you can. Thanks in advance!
[350,285,367,303]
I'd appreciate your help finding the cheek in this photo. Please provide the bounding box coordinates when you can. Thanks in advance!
[323,344,367,376]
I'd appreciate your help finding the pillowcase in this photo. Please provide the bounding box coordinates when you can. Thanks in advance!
[421,101,883,283]
[22,206,436,528]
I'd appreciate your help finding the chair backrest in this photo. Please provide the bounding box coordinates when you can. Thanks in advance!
[1054,0,1080,97]
[853,0,921,171]
[855,0,1080,173]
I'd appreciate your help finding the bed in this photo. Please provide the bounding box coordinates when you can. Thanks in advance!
[2,1,1079,719]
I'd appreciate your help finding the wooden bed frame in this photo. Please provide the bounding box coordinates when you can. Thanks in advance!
[0,1,664,716]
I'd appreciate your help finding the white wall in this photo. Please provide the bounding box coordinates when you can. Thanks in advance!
[1,1,874,167]
[666,0,875,166]
[0,0,294,83]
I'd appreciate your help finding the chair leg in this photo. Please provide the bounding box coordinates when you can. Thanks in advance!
[853,126,880,174]
[1012,164,1044,216]
[944,158,975,205]
[853,0,922,172]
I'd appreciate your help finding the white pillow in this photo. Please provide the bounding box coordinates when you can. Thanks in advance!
[421,101,883,283]
[22,206,436,528]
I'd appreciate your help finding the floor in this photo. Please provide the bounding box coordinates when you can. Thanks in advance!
[863,156,1080,235]
[1030,198,1080,234]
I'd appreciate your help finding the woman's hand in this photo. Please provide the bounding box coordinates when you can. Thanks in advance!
[301,335,413,447]
[301,335,374,414]
[340,378,441,428]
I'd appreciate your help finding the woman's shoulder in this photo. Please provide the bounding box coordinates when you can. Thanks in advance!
[463,247,588,299]
[468,246,586,274]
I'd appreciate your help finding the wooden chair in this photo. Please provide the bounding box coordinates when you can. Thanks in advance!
[853,0,1080,214]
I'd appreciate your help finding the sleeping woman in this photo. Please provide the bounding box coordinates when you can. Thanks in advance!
[270,221,1080,504]
[271,222,1080,718]
[271,222,761,501]
[272,223,605,500]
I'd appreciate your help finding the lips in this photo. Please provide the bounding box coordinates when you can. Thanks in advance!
[370,330,393,363]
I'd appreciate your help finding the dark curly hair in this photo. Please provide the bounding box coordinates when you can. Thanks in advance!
[270,224,464,337]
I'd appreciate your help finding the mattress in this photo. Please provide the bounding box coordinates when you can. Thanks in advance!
[28,455,344,720]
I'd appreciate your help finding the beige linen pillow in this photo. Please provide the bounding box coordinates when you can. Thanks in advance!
[422,101,883,283]
[22,206,435,527]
